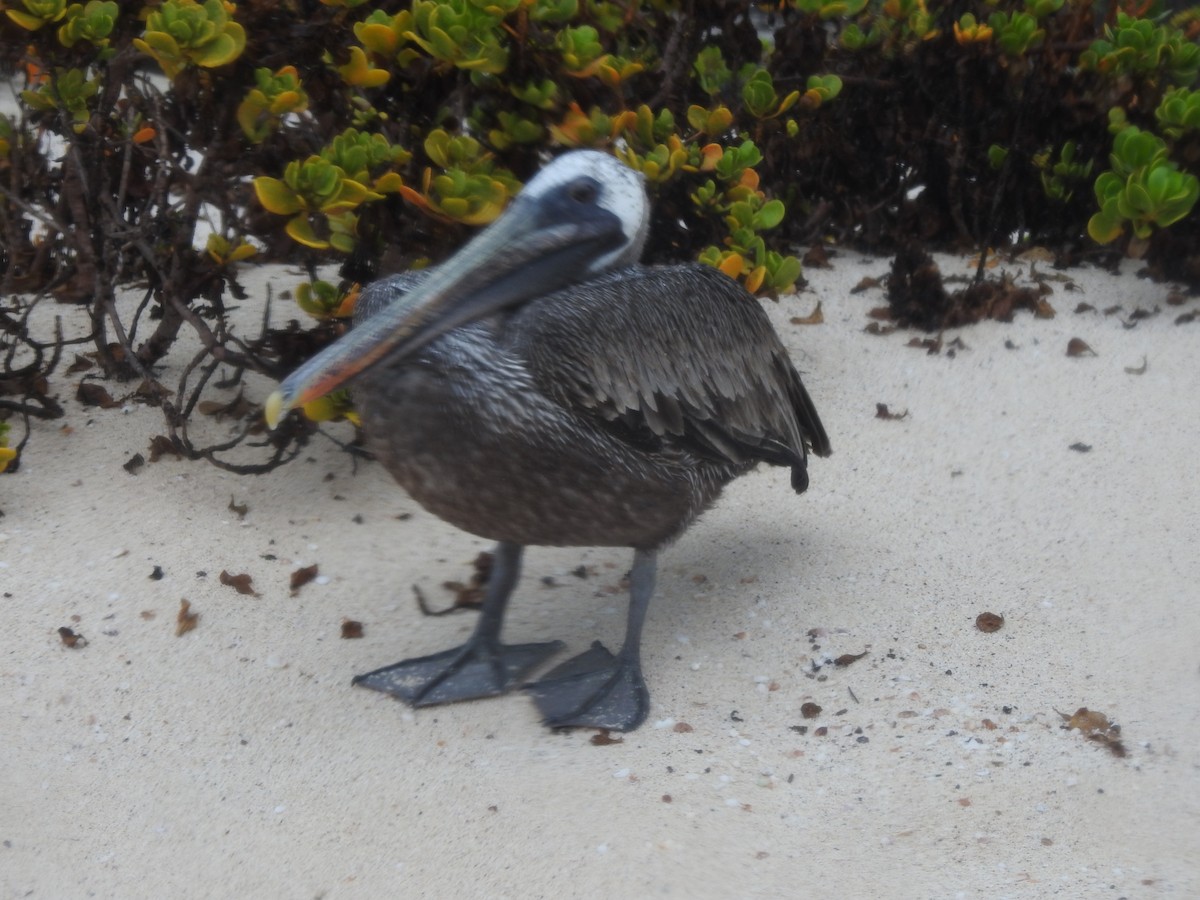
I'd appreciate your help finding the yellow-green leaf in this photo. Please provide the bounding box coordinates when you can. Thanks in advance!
[286,216,328,249]
[253,176,305,215]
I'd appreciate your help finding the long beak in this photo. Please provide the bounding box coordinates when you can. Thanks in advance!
[264,194,624,428]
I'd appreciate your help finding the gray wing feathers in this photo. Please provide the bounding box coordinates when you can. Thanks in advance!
[353,263,831,488]
[515,264,830,483]
[353,271,431,326]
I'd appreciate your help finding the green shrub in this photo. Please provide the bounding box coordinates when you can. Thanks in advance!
[1,0,1197,473]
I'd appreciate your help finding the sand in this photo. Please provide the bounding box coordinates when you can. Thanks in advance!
[3,254,1198,898]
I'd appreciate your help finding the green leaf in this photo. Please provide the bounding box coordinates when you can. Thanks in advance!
[757,199,786,229]
[253,177,304,215]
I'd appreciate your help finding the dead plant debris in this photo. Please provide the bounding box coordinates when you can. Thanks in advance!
[147,435,182,462]
[790,301,824,325]
[1066,337,1096,357]
[1061,707,1126,758]
[802,244,832,268]
[975,612,1004,633]
[430,551,494,612]
[340,619,363,639]
[58,626,87,648]
[875,403,908,420]
[76,382,119,409]
[197,390,255,421]
[885,246,1047,330]
[863,321,897,336]
[590,730,624,746]
[801,702,822,719]
[219,570,260,597]
[228,496,249,519]
[851,275,885,294]
[176,599,199,636]
[290,564,319,594]
[834,651,868,667]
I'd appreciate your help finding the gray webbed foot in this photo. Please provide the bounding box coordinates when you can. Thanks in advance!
[354,639,564,707]
[524,640,650,731]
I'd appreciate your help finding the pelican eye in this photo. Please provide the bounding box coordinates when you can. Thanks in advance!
[567,179,599,205]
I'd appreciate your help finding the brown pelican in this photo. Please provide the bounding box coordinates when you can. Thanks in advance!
[266,150,831,731]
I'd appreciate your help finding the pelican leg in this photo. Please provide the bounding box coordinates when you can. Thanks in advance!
[525,549,654,731]
[353,542,564,707]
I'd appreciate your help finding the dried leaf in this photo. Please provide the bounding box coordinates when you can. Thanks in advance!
[590,729,624,746]
[66,354,94,374]
[790,301,824,325]
[1066,338,1096,357]
[134,379,171,404]
[290,563,319,593]
[219,570,260,597]
[429,552,494,611]
[834,651,868,667]
[1034,298,1056,319]
[907,335,943,354]
[863,321,896,336]
[801,702,822,719]
[875,403,908,420]
[148,435,181,462]
[802,245,832,268]
[1063,707,1109,733]
[340,618,363,639]
[58,626,87,648]
[1074,302,1096,314]
[77,382,119,408]
[197,390,255,421]
[975,612,1004,633]
[176,599,199,636]
[850,276,884,294]
[1060,706,1126,758]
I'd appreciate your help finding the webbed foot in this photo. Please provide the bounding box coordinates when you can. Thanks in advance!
[354,639,564,707]
[524,641,650,731]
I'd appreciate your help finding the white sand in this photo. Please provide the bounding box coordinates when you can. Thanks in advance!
[3,255,1197,898]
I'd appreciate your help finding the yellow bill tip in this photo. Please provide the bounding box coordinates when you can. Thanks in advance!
[264,390,287,429]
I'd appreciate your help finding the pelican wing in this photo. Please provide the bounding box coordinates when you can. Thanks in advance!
[512,264,830,492]
[353,271,431,326]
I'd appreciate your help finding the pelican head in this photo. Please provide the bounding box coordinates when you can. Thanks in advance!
[265,150,649,428]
